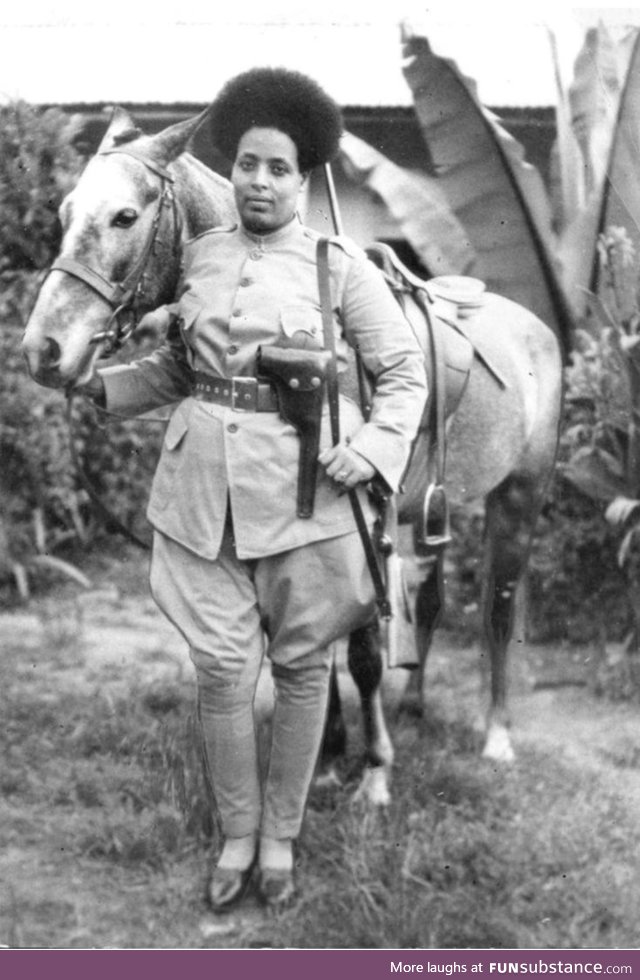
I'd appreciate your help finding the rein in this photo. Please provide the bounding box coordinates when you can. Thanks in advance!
[50,148,182,356]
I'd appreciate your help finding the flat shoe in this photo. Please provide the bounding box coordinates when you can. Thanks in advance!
[207,862,254,912]
[258,868,296,910]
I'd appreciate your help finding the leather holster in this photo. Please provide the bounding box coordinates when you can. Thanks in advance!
[257,345,331,518]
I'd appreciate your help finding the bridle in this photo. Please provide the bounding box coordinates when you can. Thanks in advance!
[49,146,183,357]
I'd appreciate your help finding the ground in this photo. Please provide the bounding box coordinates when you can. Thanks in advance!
[2,549,640,949]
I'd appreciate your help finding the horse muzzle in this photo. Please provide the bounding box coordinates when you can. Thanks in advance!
[21,335,67,388]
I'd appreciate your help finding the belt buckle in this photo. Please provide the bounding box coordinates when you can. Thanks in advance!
[232,376,258,411]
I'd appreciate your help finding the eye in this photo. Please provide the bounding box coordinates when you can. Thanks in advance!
[112,208,138,228]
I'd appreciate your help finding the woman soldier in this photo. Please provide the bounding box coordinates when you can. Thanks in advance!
[84,67,427,911]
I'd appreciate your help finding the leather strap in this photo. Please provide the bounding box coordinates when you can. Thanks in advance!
[316,238,391,619]
[99,147,175,182]
[51,256,127,308]
[192,371,278,411]
[420,290,447,485]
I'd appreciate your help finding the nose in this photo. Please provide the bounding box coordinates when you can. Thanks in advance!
[21,334,62,381]
[251,165,269,188]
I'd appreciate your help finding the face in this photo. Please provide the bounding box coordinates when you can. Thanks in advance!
[232,127,306,234]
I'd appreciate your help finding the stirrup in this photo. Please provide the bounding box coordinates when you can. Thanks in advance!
[419,483,451,549]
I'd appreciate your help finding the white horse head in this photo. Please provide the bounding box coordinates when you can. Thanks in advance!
[22,107,235,388]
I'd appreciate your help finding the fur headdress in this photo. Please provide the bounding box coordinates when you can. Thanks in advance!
[208,67,343,172]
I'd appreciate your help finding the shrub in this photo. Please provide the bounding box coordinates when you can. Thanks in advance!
[0,102,165,599]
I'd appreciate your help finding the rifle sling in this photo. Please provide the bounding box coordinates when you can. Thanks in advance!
[316,238,391,620]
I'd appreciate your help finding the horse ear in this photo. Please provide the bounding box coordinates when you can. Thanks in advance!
[147,110,210,167]
[98,106,141,152]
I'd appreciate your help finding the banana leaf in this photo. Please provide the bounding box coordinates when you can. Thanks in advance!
[547,27,585,230]
[338,130,473,276]
[569,24,622,198]
[401,24,573,350]
[552,24,632,317]
[595,29,640,293]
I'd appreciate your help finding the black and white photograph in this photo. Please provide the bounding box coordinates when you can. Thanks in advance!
[2,0,640,956]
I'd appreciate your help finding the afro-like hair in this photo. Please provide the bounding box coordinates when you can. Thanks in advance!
[208,67,343,172]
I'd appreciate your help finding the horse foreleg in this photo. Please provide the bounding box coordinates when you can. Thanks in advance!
[481,475,540,763]
[348,620,394,806]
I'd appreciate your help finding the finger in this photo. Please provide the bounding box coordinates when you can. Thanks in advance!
[323,454,348,477]
[318,447,337,465]
[319,445,348,467]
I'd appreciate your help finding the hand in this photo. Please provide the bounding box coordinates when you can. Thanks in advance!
[75,372,106,405]
[319,440,376,490]
[138,307,172,334]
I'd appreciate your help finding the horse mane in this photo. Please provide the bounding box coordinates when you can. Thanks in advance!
[170,152,236,237]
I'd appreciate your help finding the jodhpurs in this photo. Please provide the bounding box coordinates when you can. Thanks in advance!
[149,519,376,839]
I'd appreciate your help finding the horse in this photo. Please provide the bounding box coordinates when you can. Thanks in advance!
[21,109,564,805]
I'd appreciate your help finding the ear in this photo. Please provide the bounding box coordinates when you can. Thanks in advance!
[146,109,210,168]
[97,106,141,152]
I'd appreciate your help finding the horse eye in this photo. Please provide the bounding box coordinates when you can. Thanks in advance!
[112,208,138,228]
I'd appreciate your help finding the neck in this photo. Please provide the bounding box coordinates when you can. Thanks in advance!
[241,213,299,240]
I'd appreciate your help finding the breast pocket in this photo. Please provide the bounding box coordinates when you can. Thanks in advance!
[280,305,324,346]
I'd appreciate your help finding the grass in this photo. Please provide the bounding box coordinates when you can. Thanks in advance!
[280,706,639,950]
[2,590,640,948]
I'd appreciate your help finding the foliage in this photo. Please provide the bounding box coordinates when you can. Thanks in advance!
[0,101,83,278]
[527,472,630,645]
[558,227,640,650]
[0,102,165,600]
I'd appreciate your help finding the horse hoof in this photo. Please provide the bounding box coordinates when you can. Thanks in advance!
[314,766,343,790]
[353,766,391,807]
[482,723,515,763]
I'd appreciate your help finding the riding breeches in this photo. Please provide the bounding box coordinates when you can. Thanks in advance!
[149,519,376,839]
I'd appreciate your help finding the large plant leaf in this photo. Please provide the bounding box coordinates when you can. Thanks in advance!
[401,23,573,351]
[595,29,640,290]
[569,24,623,199]
[338,130,473,275]
[552,24,633,317]
[561,447,628,502]
[547,28,585,230]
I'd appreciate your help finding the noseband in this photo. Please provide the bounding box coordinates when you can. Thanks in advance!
[48,147,182,356]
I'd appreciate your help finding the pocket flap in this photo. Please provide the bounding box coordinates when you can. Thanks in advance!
[280,305,323,342]
[178,293,202,331]
[163,409,189,450]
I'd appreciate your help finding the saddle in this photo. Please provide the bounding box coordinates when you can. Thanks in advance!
[365,242,483,548]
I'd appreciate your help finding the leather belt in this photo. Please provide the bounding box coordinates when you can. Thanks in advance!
[192,371,278,412]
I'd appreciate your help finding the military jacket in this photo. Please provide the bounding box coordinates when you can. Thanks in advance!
[100,217,427,560]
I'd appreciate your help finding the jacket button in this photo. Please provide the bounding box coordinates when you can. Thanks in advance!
[249,249,263,260]
[227,423,238,433]
[228,344,239,355]
[239,277,253,287]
